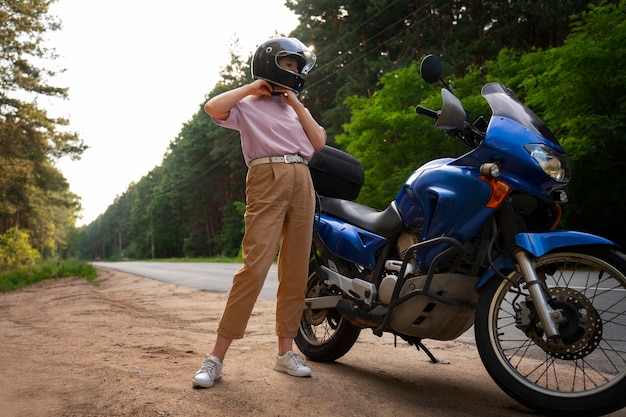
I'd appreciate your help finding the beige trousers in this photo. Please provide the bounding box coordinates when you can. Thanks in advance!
[217,162,314,340]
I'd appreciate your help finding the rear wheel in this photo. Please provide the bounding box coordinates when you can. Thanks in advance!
[475,247,626,416]
[295,262,361,362]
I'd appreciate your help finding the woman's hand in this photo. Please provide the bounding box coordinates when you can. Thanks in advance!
[205,79,273,120]
[249,79,274,98]
[277,89,298,106]
[270,86,298,106]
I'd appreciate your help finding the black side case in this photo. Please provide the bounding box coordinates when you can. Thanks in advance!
[309,146,364,201]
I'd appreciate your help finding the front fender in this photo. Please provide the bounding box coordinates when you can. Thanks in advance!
[477,230,618,288]
[515,230,618,257]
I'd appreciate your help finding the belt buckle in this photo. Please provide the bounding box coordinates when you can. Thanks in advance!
[283,155,298,164]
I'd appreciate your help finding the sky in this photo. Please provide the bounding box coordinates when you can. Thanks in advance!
[46,0,299,226]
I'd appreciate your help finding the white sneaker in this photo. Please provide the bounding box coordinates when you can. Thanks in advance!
[274,351,312,377]
[192,355,222,388]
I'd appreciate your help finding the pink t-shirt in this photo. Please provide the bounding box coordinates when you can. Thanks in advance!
[213,94,316,167]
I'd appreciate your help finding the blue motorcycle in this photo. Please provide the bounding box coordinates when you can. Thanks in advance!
[297,55,626,416]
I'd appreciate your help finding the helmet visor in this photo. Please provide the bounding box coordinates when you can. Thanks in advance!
[276,47,316,76]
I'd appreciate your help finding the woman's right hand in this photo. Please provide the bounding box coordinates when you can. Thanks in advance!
[205,79,273,120]
[248,79,273,97]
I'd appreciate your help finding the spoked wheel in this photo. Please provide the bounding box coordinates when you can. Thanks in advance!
[475,247,626,416]
[295,262,361,362]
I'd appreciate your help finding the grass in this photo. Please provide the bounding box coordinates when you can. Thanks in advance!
[0,259,98,293]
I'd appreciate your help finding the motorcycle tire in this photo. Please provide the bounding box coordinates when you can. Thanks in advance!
[295,262,361,362]
[475,246,626,416]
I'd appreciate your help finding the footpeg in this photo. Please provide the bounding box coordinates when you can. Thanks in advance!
[336,299,387,326]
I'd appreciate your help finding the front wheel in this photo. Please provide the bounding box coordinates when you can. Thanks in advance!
[295,262,361,362]
[475,247,626,416]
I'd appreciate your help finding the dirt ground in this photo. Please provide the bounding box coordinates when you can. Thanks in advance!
[1,267,625,417]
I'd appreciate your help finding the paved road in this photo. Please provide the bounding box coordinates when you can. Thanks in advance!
[93,261,278,300]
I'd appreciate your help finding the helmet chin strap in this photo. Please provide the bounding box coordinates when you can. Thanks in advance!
[270,84,289,96]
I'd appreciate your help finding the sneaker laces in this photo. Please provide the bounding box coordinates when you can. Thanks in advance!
[288,352,306,368]
[200,357,219,374]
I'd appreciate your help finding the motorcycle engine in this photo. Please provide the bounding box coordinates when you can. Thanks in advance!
[379,232,420,305]
[397,231,420,260]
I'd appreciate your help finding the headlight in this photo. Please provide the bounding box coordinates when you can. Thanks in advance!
[524,144,570,183]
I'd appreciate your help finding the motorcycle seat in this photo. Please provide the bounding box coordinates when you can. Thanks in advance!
[318,196,404,238]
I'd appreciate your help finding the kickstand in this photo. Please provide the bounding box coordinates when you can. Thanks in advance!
[416,341,439,364]
[393,334,439,363]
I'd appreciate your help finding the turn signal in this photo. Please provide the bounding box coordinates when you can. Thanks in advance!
[480,175,512,209]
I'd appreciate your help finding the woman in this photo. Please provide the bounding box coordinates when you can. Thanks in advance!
[192,37,326,388]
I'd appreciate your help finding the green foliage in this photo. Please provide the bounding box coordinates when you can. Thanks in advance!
[0,228,40,271]
[208,201,245,258]
[0,258,97,292]
[337,62,468,208]
[286,0,591,142]
[0,0,85,255]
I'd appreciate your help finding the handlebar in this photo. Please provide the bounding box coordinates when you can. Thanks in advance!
[416,104,485,149]
[415,105,439,120]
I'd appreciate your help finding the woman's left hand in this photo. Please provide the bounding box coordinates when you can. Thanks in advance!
[273,88,298,106]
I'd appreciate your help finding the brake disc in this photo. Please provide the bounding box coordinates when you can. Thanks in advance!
[527,287,602,360]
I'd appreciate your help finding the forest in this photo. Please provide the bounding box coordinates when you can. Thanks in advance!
[1,0,86,270]
[1,0,625,265]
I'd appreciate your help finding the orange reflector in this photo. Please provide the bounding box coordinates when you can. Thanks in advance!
[479,175,512,209]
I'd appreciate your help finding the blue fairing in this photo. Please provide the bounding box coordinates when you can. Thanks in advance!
[515,230,618,257]
[395,159,494,238]
[452,117,566,197]
[394,158,496,267]
[316,213,388,269]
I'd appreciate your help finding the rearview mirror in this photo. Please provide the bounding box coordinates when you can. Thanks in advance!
[420,54,442,84]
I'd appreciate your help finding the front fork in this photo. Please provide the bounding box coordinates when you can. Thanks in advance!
[513,251,564,339]
[498,197,564,340]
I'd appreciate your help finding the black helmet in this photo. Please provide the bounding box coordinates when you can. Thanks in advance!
[251,37,316,94]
